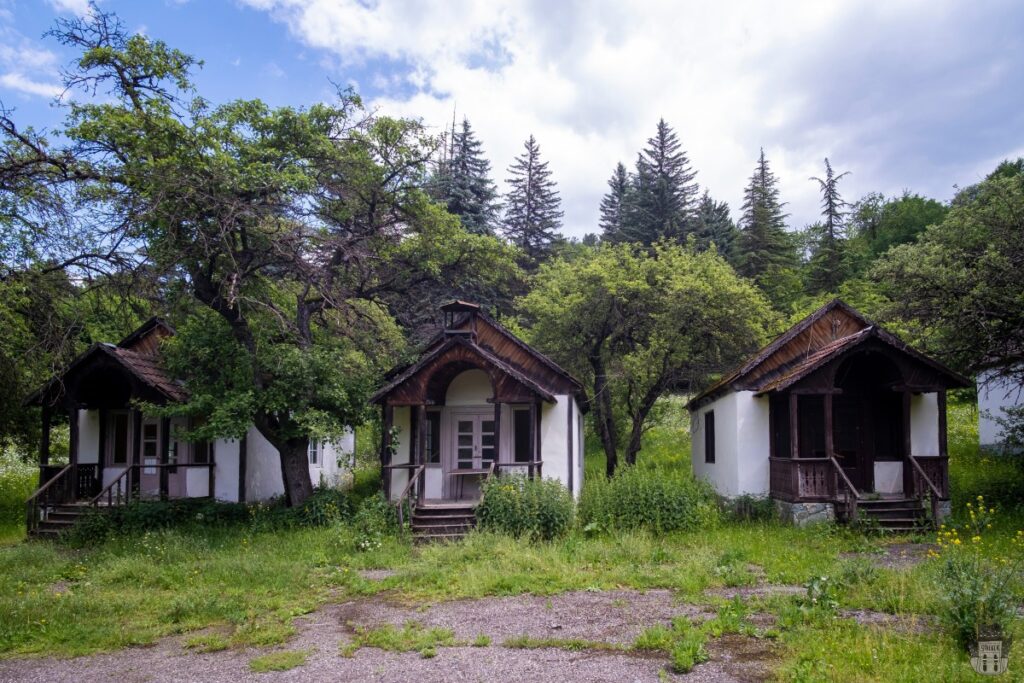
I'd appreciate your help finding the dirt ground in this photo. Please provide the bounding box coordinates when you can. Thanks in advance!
[0,589,780,683]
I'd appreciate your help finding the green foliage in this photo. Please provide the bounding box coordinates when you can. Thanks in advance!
[520,241,773,472]
[351,492,397,552]
[633,623,675,651]
[669,629,709,674]
[578,465,719,534]
[0,447,36,526]
[875,165,1024,386]
[726,494,776,523]
[476,475,575,541]
[935,498,1022,650]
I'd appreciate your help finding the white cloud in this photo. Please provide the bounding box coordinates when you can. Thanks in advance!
[243,0,1024,237]
[0,72,62,98]
[47,0,92,15]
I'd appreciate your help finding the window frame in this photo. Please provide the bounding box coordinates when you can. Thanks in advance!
[512,406,532,464]
[704,410,716,464]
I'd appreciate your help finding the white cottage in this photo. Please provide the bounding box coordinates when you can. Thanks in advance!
[25,318,353,536]
[370,301,586,538]
[688,300,970,528]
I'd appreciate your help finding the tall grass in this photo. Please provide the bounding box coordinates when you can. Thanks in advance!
[0,448,36,544]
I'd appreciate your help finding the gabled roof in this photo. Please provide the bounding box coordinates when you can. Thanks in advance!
[117,317,175,351]
[370,334,556,404]
[688,299,971,408]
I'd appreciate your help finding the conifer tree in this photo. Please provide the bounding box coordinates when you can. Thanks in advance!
[502,135,564,264]
[737,148,795,280]
[598,162,630,242]
[693,190,739,264]
[805,158,851,293]
[623,119,699,244]
[440,117,499,235]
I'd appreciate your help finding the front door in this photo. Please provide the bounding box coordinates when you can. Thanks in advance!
[833,395,874,491]
[139,420,161,497]
[445,411,495,499]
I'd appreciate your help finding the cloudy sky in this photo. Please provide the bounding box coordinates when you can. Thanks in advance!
[2,0,1023,238]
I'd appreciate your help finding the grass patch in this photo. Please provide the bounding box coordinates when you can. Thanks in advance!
[182,633,230,653]
[502,634,626,651]
[249,648,311,672]
[472,634,491,647]
[342,621,456,658]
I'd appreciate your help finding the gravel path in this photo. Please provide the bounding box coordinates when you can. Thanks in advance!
[0,590,779,683]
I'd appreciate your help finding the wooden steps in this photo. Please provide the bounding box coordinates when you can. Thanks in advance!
[411,502,476,543]
[29,503,91,538]
[843,497,930,532]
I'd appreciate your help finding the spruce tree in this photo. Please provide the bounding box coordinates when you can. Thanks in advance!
[598,162,630,242]
[441,117,498,235]
[737,148,795,280]
[693,190,739,264]
[501,135,564,264]
[623,119,699,245]
[805,158,851,293]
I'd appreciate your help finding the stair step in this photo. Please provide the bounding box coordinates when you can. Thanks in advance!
[414,533,469,544]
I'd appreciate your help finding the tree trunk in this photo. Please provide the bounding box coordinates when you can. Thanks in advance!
[589,352,618,477]
[624,386,662,466]
[278,439,314,507]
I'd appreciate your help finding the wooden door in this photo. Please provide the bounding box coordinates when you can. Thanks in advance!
[139,420,161,497]
[445,411,495,499]
[832,395,865,489]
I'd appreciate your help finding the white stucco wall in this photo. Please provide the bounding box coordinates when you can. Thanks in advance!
[446,369,492,405]
[910,392,940,457]
[978,370,1023,448]
[388,407,412,500]
[691,391,770,498]
[78,410,100,465]
[243,427,357,502]
[874,461,903,494]
[540,395,571,494]
[213,438,240,502]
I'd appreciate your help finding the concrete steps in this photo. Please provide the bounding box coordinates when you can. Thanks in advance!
[845,498,930,532]
[30,503,91,538]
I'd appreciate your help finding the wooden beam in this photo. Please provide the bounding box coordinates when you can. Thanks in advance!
[237,433,247,503]
[789,393,799,459]
[159,417,170,501]
[39,405,51,466]
[208,442,216,500]
[938,390,948,458]
[68,407,80,500]
[566,396,574,495]
[97,408,108,485]
[493,401,502,467]
[902,391,913,496]
[131,410,142,498]
[824,393,834,460]
[529,402,538,479]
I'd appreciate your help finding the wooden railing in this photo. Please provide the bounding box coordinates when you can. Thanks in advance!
[394,465,425,533]
[25,464,73,536]
[92,466,134,508]
[828,457,860,523]
[907,455,948,524]
[769,457,834,501]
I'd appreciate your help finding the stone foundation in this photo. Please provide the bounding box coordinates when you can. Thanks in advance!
[774,499,835,527]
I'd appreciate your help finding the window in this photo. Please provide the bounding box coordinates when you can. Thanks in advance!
[704,411,716,464]
[193,441,213,465]
[111,413,129,465]
[167,439,178,474]
[307,440,321,465]
[424,411,441,464]
[513,408,532,463]
[142,422,158,474]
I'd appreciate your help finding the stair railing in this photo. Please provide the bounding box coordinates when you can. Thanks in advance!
[25,463,73,536]
[906,455,943,527]
[828,457,860,523]
[394,465,425,535]
[91,466,134,508]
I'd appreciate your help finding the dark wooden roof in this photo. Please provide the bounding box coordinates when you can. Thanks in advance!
[372,304,584,407]
[688,299,971,408]
[26,320,187,408]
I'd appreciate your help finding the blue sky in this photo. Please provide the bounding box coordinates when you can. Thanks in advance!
[3,0,1023,238]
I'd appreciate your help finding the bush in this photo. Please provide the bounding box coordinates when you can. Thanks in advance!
[297,487,352,527]
[578,465,719,534]
[351,492,397,552]
[476,475,574,541]
[726,494,776,522]
[936,497,1023,650]
[0,447,37,525]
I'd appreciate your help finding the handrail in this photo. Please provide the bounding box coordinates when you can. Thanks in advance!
[91,466,132,508]
[394,464,425,533]
[828,456,860,523]
[907,454,943,525]
[25,463,73,536]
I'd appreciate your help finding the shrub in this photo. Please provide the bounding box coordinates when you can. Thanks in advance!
[935,497,1023,650]
[726,494,775,522]
[0,447,37,525]
[476,475,574,541]
[578,465,719,534]
[352,492,397,552]
[297,487,352,527]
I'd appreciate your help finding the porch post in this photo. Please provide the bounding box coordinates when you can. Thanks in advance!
[901,391,914,496]
[208,443,216,500]
[824,393,834,460]
[39,405,51,466]
[937,390,948,458]
[97,408,108,485]
[528,402,538,479]
[68,406,80,500]
[493,401,501,470]
[381,404,394,498]
[131,410,142,498]
[788,393,799,459]
[237,433,247,503]
[416,404,426,503]
[534,401,543,479]
[159,417,170,501]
